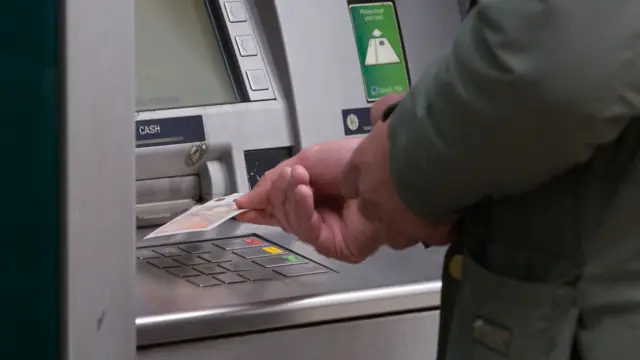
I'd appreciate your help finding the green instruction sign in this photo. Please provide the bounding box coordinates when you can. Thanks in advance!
[348,1,410,102]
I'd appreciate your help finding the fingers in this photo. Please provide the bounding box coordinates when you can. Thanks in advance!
[235,175,272,210]
[235,210,279,227]
[340,162,360,199]
[270,166,293,232]
[284,166,323,243]
[289,184,324,246]
[236,158,293,210]
[357,197,382,224]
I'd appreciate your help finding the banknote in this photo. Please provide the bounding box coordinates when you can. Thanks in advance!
[144,193,248,239]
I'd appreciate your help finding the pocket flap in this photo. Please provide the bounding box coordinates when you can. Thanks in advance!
[445,254,579,359]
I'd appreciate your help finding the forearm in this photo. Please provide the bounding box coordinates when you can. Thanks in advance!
[388,0,636,221]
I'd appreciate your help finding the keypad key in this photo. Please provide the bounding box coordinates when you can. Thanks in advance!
[254,254,308,268]
[167,267,201,278]
[219,260,254,272]
[199,249,233,263]
[274,263,329,277]
[214,237,266,250]
[174,255,208,266]
[187,276,223,287]
[193,264,226,275]
[234,246,287,259]
[214,273,247,284]
[153,247,186,257]
[179,243,216,254]
[239,269,275,281]
[147,258,181,269]
[136,249,160,259]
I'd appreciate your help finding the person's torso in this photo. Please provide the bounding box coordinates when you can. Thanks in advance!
[437,2,640,359]
[439,119,640,360]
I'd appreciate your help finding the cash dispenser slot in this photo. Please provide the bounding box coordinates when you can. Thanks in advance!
[136,159,231,228]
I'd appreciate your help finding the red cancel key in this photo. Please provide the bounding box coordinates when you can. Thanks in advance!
[244,238,263,246]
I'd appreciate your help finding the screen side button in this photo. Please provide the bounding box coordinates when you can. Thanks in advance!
[224,2,248,23]
[246,70,270,91]
[235,35,258,57]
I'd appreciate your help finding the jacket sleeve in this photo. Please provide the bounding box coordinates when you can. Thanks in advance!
[388,0,638,222]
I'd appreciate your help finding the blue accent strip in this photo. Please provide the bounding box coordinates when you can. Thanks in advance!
[135,115,206,148]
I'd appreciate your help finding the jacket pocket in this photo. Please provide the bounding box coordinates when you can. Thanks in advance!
[444,252,579,360]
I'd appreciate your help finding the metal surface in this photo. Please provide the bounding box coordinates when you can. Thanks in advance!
[133,0,461,354]
[64,0,136,358]
[137,311,440,360]
[136,221,445,346]
[263,0,460,147]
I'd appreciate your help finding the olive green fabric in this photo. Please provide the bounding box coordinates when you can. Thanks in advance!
[387,0,640,359]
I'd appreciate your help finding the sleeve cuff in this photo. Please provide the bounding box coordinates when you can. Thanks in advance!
[387,98,459,224]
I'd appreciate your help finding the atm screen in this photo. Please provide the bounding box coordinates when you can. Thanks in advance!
[135,0,239,111]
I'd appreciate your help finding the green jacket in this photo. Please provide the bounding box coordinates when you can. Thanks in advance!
[387,0,640,359]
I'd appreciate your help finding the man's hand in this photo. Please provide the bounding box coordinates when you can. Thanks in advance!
[341,94,453,246]
[235,138,383,263]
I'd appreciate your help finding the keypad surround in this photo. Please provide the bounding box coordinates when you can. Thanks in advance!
[137,235,332,287]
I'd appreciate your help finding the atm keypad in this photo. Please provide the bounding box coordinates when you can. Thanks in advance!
[234,246,287,259]
[153,247,186,257]
[174,255,208,266]
[168,267,201,278]
[239,269,275,282]
[219,260,254,272]
[254,254,307,268]
[188,276,223,288]
[214,237,265,250]
[214,273,247,284]
[136,249,160,259]
[140,236,333,287]
[199,249,234,263]
[274,263,329,277]
[147,257,181,269]
[194,264,226,275]
[179,243,216,254]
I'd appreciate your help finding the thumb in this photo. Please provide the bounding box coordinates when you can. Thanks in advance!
[340,161,360,199]
[371,93,405,125]
[235,171,275,210]
[236,159,294,209]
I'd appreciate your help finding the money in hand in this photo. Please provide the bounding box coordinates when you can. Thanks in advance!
[144,193,248,239]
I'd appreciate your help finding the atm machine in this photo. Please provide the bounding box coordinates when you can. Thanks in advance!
[131,0,460,359]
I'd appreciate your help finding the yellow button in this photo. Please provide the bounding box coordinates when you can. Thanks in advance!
[263,246,283,254]
[448,255,464,281]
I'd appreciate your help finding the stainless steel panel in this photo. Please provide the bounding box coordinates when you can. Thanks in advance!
[134,0,457,352]
[137,311,441,360]
[64,0,136,358]
[136,221,445,346]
